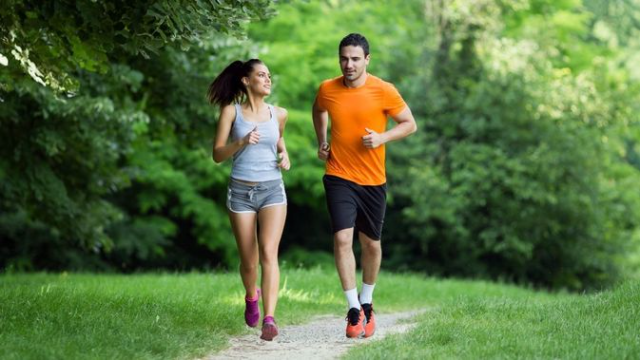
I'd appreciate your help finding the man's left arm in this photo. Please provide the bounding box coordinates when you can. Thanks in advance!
[362,107,417,149]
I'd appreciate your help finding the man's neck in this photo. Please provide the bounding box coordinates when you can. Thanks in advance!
[343,72,368,88]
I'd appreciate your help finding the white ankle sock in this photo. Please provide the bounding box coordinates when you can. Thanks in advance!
[359,283,375,305]
[344,288,360,309]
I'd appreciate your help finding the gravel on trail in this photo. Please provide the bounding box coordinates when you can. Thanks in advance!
[200,310,422,360]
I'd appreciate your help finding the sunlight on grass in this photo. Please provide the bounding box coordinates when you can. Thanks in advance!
[279,275,341,305]
[220,293,244,306]
[2,271,637,360]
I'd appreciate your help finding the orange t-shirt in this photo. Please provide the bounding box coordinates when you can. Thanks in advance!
[315,75,407,185]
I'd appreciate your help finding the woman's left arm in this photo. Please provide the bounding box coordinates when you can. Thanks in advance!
[276,107,290,171]
[276,107,291,170]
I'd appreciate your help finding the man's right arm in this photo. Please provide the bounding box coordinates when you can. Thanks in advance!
[312,98,330,161]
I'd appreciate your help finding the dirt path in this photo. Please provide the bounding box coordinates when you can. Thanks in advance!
[200,310,422,360]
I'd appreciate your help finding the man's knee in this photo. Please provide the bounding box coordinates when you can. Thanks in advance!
[333,229,353,251]
[360,236,381,255]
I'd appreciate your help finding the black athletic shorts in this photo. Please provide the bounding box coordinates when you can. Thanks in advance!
[322,174,387,240]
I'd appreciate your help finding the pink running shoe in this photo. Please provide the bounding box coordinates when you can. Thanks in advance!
[244,288,261,327]
[260,316,278,341]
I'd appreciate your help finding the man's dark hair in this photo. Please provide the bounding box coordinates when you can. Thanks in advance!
[339,33,369,56]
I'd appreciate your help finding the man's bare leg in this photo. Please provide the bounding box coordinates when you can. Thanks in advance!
[359,231,382,286]
[334,227,356,290]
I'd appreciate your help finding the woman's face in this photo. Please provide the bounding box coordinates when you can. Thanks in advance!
[244,63,272,97]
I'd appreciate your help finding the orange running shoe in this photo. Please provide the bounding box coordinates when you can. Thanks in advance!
[362,303,376,337]
[345,307,365,338]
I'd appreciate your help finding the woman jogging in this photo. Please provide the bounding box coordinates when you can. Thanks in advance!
[208,59,290,341]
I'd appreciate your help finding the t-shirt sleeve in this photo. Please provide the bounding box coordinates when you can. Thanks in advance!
[383,82,407,116]
[315,82,327,110]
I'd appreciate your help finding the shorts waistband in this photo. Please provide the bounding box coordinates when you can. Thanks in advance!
[230,177,283,188]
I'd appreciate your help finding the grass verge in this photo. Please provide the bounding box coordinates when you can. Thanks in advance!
[347,281,639,359]
[2,268,636,359]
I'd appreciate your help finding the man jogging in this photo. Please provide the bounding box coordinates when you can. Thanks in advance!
[312,33,417,338]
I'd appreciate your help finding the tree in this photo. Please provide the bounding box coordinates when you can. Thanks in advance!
[0,0,275,92]
[0,1,276,270]
[385,0,640,289]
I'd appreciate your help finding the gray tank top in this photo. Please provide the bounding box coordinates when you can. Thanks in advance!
[230,103,282,182]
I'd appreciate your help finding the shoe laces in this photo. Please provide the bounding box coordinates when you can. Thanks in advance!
[362,303,373,322]
[346,308,361,326]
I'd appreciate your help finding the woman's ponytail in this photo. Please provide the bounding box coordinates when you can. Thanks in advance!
[207,59,263,106]
[207,60,243,106]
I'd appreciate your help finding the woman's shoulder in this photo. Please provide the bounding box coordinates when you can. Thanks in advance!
[218,103,237,122]
[270,104,288,122]
[220,103,238,113]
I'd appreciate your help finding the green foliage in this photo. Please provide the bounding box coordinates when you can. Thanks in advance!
[280,246,334,269]
[0,2,276,270]
[0,0,275,91]
[0,78,138,267]
[1,0,639,290]
[385,0,640,290]
[248,0,427,109]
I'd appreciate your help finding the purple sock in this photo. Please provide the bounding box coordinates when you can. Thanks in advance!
[263,315,276,325]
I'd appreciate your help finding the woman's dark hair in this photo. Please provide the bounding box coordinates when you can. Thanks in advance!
[339,33,369,56]
[207,59,263,106]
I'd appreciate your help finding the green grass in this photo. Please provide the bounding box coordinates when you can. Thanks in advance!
[1,268,637,359]
[0,268,341,360]
[347,281,640,359]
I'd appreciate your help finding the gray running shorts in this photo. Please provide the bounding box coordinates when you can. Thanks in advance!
[227,178,287,213]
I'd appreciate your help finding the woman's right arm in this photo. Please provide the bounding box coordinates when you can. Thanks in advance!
[212,104,259,163]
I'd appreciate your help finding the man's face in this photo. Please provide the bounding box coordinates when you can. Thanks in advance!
[339,45,370,82]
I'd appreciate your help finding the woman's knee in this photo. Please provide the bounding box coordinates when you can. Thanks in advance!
[259,244,279,265]
[259,253,279,268]
[239,261,258,273]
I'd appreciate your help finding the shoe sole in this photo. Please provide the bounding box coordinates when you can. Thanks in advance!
[346,330,365,339]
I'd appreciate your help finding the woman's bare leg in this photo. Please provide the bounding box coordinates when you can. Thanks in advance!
[257,205,287,317]
[228,211,259,298]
